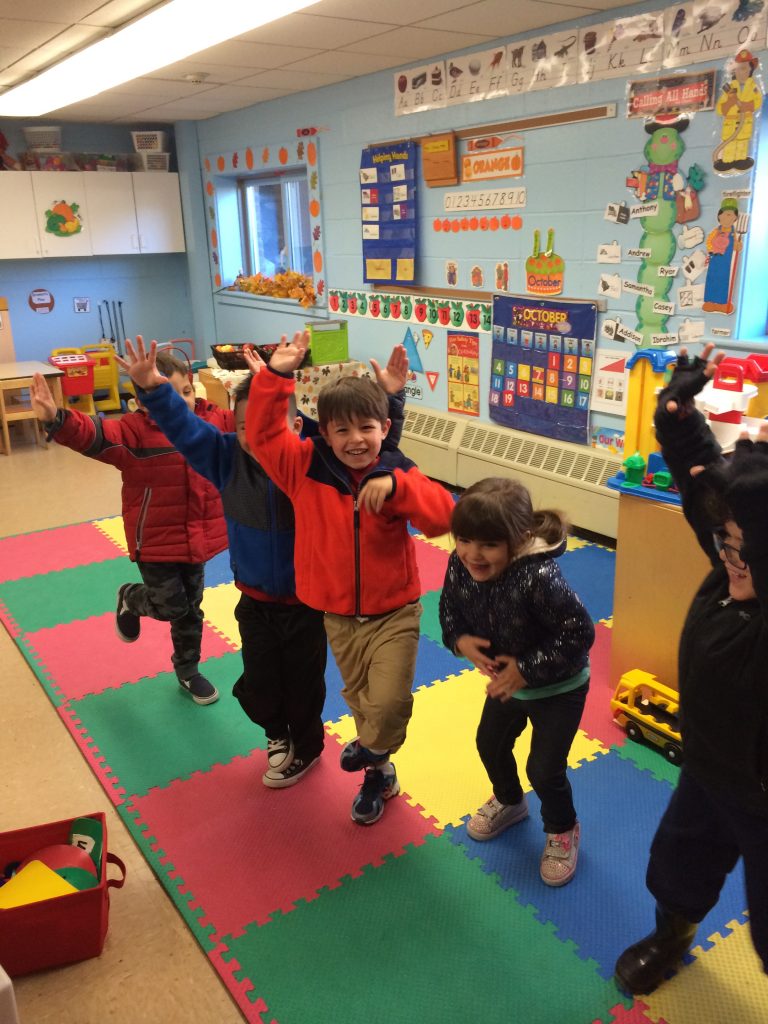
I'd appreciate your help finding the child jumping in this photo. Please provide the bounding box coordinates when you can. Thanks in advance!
[30,351,227,705]
[246,330,455,825]
[439,477,594,886]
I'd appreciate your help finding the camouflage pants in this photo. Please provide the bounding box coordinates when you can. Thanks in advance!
[127,561,205,680]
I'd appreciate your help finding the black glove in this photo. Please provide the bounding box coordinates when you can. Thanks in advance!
[657,352,710,415]
[724,437,768,532]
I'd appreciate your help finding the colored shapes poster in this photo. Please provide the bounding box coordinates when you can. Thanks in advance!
[447,331,480,417]
[489,295,596,444]
[360,142,418,285]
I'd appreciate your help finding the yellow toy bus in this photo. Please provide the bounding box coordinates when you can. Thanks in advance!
[611,669,683,765]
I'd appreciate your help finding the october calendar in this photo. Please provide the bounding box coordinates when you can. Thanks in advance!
[489,295,596,445]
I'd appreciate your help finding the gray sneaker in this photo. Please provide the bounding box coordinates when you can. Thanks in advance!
[466,795,529,841]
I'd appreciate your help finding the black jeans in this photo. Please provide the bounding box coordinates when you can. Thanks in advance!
[233,593,327,761]
[647,767,768,972]
[129,561,204,680]
[476,683,587,834]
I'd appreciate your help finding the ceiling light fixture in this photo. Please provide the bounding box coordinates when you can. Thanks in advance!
[0,0,312,116]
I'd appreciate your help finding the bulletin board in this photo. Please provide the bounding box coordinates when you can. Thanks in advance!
[360,141,418,286]
[490,294,596,444]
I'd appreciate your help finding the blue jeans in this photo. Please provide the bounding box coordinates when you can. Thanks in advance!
[647,768,768,972]
[475,683,587,834]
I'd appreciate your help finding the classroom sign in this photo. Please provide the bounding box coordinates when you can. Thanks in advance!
[490,295,597,444]
[360,142,418,286]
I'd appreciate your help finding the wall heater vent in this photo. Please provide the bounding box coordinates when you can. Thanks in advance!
[400,409,621,539]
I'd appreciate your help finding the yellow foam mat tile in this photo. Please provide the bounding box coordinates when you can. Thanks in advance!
[92,515,128,553]
[644,917,768,1024]
[414,531,454,554]
[599,616,613,629]
[200,581,240,647]
[567,535,590,552]
[327,669,606,829]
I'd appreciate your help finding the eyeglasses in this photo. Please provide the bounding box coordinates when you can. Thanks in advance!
[712,531,748,570]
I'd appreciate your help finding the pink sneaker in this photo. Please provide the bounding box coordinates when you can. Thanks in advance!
[466,795,528,841]
[540,822,580,887]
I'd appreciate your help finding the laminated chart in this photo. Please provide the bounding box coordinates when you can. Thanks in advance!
[360,141,418,286]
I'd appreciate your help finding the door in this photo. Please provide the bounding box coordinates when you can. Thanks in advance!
[30,172,93,257]
[132,172,186,253]
[84,174,140,255]
[0,173,40,259]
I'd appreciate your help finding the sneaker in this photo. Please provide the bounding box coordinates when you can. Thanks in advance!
[540,822,580,887]
[262,755,320,789]
[466,795,529,841]
[340,739,388,773]
[267,736,294,771]
[115,584,140,643]
[178,673,219,706]
[351,766,400,825]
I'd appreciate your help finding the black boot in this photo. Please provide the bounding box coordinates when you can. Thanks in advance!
[614,905,697,994]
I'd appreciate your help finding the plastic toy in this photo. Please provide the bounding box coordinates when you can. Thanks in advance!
[622,451,647,486]
[611,668,683,764]
[624,348,678,461]
[49,351,97,416]
[78,343,122,413]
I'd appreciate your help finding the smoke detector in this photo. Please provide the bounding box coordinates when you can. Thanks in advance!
[183,71,210,84]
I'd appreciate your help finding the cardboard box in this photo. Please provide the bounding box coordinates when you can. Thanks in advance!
[198,368,232,409]
[0,811,126,976]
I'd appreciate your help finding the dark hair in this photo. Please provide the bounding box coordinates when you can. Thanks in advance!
[233,373,297,418]
[156,351,190,379]
[317,376,387,429]
[451,477,567,552]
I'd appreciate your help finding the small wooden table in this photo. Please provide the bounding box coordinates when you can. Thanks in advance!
[0,361,64,455]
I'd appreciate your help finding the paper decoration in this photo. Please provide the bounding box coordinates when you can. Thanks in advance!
[627,69,717,118]
[597,241,622,263]
[702,200,748,313]
[294,360,371,419]
[328,290,491,333]
[580,12,664,83]
[447,332,480,416]
[394,63,446,115]
[599,273,622,298]
[360,142,417,286]
[490,296,597,444]
[713,49,763,175]
[444,47,509,105]
[509,28,582,94]
[664,1,767,70]
[461,146,524,183]
[591,348,630,415]
[443,187,526,211]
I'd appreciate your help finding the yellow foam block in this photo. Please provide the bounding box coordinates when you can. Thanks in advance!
[645,917,768,1024]
[92,515,128,553]
[328,669,606,829]
[201,581,240,647]
[414,532,454,554]
[0,861,77,908]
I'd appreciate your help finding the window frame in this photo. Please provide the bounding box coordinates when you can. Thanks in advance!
[237,167,311,279]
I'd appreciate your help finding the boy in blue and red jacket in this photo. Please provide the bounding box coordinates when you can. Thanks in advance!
[31,352,227,705]
[246,330,455,824]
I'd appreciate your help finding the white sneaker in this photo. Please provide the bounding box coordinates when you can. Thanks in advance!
[540,822,580,887]
[266,736,294,771]
[466,795,529,841]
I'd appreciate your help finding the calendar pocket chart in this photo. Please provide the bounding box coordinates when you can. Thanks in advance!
[489,295,596,444]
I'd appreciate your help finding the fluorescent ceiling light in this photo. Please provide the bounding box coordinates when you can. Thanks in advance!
[0,0,313,116]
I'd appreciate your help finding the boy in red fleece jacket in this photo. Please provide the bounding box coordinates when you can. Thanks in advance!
[245,331,454,824]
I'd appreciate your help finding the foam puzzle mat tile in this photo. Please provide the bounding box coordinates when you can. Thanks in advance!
[200,581,240,647]
[92,515,128,553]
[559,543,616,623]
[412,534,450,592]
[0,522,124,583]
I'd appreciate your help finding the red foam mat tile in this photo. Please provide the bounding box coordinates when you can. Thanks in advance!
[24,612,237,701]
[127,749,440,943]
[413,536,450,594]
[581,622,625,749]
[0,522,123,583]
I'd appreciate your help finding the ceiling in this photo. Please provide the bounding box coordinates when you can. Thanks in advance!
[0,0,634,123]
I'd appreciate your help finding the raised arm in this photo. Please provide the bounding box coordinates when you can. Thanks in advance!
[723,424,768,623]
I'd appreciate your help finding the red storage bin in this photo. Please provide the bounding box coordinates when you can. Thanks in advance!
[49,354,95,398]
[0,811,126,977]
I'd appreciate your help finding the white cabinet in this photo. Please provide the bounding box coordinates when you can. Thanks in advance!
[0,173,40,259]
[30,172,93,258]
[0,171,186,259]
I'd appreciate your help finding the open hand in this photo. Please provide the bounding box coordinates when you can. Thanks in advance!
[664,342,724,415]
[30,373,58,422]
[116,335,167,391]
[455,635,498,677]
[370,344,409,395]
[358,475,393,514]
[267,331,310,374]
[242,345,265,375]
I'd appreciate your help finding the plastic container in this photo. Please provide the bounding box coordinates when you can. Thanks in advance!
[22,125,61,152]
[131,130,168,152]
[137,151,170,172]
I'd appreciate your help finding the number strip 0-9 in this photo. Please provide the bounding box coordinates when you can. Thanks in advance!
[443,188,527,211]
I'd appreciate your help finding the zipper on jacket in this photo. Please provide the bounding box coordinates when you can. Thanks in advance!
[353,497,361,616]
[135,488,152,557]
[268,477,277,590]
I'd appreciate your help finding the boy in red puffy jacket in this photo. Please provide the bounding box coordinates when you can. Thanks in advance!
[31,351,228,705]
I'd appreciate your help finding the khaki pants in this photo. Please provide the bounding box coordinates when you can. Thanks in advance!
[324,602,422,754]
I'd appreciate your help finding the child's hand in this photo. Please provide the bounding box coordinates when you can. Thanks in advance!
[486,655,527,702]
[268,331,310,374]
[661,343,723,415]
[358,475,393,514]
[455,635,498,676]
[116,335,168,390]
[370,344,409,395]
[242,345,265,375]
[30,373,58,422]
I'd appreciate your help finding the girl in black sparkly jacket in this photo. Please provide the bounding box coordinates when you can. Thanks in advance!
[616,345,768,994]
[439,477,594,887]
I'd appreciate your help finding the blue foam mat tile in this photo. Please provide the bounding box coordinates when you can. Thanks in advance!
[444,750,747,979]
[204,549,235,588]
[558,543,616,623]
[321,633,464,723]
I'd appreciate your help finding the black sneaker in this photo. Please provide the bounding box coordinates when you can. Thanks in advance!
[262,755,320,789]
[351,766,400,825]
[340,739,388,772]
[266,736,294,771]
[115,584,140,642]
[178,673,219,705]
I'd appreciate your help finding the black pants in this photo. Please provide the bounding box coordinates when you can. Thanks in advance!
[647,767,768,972]
[128,561,205,680]
[476,684,587,834]
[233,593,327,761]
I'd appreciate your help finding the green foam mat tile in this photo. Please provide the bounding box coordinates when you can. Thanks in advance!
[613,739,681,787]
[419,589,444,647]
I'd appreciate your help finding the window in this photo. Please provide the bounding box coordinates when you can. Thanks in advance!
[238,170,311,278]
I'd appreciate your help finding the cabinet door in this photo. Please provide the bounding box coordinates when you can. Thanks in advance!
[0,173,40,259]
[132,173,186,253]
[30,172,93,257]
[84,174,140,255]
